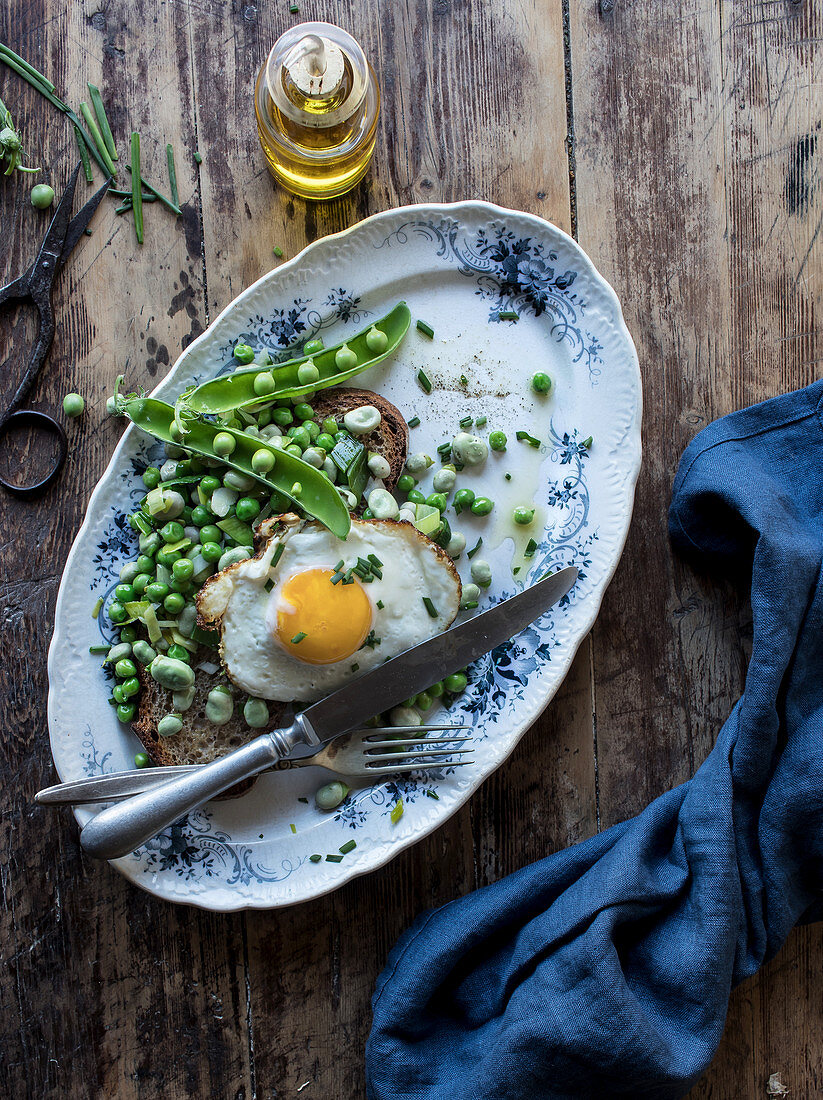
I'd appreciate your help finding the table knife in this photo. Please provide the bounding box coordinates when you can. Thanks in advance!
[78,565,578,860]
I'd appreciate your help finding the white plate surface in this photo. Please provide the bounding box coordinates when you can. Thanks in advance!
[48,202,641,910]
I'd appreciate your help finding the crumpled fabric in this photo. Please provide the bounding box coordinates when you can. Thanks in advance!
[366,380,823,1099]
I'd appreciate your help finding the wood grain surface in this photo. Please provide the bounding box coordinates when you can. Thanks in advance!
[0,1,820,1097]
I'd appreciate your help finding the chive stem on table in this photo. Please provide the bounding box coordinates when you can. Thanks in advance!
[125,165,182,216]
[88,83,118,161]
[194,150,202,164]
[74,124,93,183]
[0,43,56,93]
[79,100,116,177]
[130,131,143,244]
[166,143,179,208]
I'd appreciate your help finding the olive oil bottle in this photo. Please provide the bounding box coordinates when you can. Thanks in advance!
[255,22,380,200]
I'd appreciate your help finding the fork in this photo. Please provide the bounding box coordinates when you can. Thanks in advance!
[34,725,474,806]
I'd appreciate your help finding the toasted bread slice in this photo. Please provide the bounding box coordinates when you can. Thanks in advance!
[311,387,408,491]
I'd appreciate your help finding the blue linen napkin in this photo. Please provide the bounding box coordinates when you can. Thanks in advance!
[366,380,823,1099]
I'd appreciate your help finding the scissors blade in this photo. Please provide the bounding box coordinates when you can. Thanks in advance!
[58,174,112,267]
[34,163,81,269]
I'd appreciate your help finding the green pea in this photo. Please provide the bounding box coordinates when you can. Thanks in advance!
[444,672,468,693]
[253,371,277,396]
[297,361,320,385]
[426,492,448,512]
[315,780,350,811]
[397,474,416,494]
[531,372,552,394]
[335,344,357,370]
[155,548,181,567]
[293,403,314,422]
[30,182,55,209]
[428,680,445,698]
[107,600,128,624]
[305,420,320,442]
[166,643,190,661]
[134,752,150,767]
[407,489,426,506]
[132,573,151,595]
[201,541,222,562]
[199,524,222,545]
[233,342,255,364]
[119,625,138,644]
[289,425,311,449]
[285,444,302,459]
[173,557,194,582]
[136,554,155,574]
[164,592,186,615]
[236,497,261,521]
[488,431,507,452]
[116,703,136,723]
[453,488,476,512]
[271,407,293,427]
[112,684,128,704]
[213,431,236,456]
[160,520,185,544]
[62,392,84,418]
[251,448,276,474]
[304,338,324,355]
[132,640,157,666]
[170,577,192,594]
[415,691,434,711]
[190,505,211,527]
[257,408,272,428]
[513,506,535,525]
[322,417,339,436]
[146,582,169,602]
[114,583,135,603]
[365,326,389,353]
[120,677,140,698]
[114,658,137,680]
[471,496,494,516]
[200,474,221,494]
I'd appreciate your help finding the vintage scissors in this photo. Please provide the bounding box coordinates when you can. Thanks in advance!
[0,163,110,498]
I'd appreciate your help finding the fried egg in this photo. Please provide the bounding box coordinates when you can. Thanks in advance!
[196,515,461,701]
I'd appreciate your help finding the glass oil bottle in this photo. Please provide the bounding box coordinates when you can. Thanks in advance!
[255,22,380,200]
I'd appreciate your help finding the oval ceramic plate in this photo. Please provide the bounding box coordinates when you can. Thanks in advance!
[48,202,641,910]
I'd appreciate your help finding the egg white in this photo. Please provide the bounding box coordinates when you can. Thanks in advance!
[202,519,461,702]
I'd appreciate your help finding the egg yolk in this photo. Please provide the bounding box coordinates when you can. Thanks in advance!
[274,568,373,665]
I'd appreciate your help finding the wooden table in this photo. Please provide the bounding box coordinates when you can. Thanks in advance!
[1,1,821,1095]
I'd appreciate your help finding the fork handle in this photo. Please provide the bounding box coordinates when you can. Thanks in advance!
[79,722,306,861]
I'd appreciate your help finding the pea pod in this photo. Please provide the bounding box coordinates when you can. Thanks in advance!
[122,398,351,538]
[184,301,411,414]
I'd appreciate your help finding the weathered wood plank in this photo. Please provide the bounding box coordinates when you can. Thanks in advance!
[570,0,823,1095]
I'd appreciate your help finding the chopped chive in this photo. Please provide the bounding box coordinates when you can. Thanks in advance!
[325,853,344,862]
[463,600,479,609]
[298,797,308,803]
[291,631,307,644]
[459,415,473,429]
[194,150,202,164]
[516,430,541,448]
[498,310,519,321]
[350,662,360,672]
[92,596,104,619]
[88,83,118,161]
[273,245,284,257]
[524,538,537,557]
[166,143,179,208]
[272,543,285,568]
[289,823,297,834]
[369,567,382,580]
[333,559,345,572]
[467,537,483,559]
[437,442,452,455]
[89,644,110,655]
[416,319,435,339]
[264,578,275,593]
[390,799,404,824]
[422,596,438,618]
[125,166,182,216]
[130,132,143,244]
[475,415,487,427]
[330,571,344,585]
[505,472,512,481]
[74,125,94,183]
[426,790,440,800]
[84,228,92,236]
[376,599,384,610]
[407,415,420,429]
[460,374,468,386]
[290,2,300,12]
[339,839,356,854]
[80,101,116,178]
[114,201,133,215]
[417,369,432,394]
[367,554,383,567]
[581,435,593,449]
[309,853,322,862]
[342,576,354,585]
[512,567,521,576]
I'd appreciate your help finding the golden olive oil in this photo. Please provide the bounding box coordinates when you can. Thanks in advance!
[255,22,380,201]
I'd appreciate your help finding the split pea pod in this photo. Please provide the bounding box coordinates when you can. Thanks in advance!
[184,301,411,415]
[121,397,351,538]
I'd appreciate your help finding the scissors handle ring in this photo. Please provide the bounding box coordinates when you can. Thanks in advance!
[0,409,68,498]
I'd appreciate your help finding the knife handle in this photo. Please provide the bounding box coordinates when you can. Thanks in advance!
[79,722,306,861]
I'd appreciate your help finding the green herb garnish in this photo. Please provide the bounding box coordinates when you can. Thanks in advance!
[271,542,285,568]
[516,430,540,448]
[426,790,440,800]
[417,369,432,394]
[130,132,143,243]
[289,823,297,834]
[407,415,420,429]
[273,245,284,258]
[524,538,537,557]
[416,319,434,339]
[498,310,519,321]
[291,631,307,644]
[166,143,179,208]
[467,537,482,560]
[88,83,118,162]
[325,853,344,863]
[581,435,593,450]
[459,415,472,429]
[88,644,110,655]
[339,839,356,854]
[309,853,322,862]
[422,596,438,618]
[390,799,404,824]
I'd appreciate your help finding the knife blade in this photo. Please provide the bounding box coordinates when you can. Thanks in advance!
[78,564,578,859]
[301,564,579,743]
